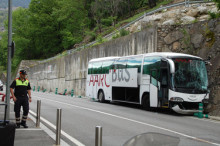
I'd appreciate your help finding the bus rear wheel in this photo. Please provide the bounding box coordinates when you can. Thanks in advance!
[98,90,105,103]
[142,94,151,111]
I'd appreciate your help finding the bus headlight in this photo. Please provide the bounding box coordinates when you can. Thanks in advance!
[170,97,184,102]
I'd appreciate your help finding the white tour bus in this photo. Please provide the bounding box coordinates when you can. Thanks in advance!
[86,52,209,114]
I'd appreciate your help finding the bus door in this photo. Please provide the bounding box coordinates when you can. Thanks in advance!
[159,60,169,108]
[150,69,158,107]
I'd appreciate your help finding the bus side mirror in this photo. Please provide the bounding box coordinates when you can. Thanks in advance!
[205,56,212,66]
[207,56,211,61]
[205,61,212,66]
[165,59,175,74]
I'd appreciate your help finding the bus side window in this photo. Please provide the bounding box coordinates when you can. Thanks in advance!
[143,57,161,77]
[115,58,127,69]
[150,69,158,86]
[92,62,103,74]
[127,56,142,73]
[102,60,114,74]
[88,63,93,74]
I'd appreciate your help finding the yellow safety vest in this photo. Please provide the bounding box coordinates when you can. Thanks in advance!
[16,78,29,86]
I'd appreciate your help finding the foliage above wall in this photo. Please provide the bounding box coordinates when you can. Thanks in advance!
[0,0,165,72]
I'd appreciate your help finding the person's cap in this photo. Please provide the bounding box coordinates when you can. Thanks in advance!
[19,70,27,75]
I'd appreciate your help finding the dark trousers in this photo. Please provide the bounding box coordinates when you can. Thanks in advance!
[14,96,29,124]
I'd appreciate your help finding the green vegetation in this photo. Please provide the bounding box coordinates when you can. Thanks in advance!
[209,0,220,19]
[209,12,220,19]
[203,23,215,48]
[112,29,130,39]
[0,0,171,72]
[180,28,194,54]
[192,19,198,24]
[214,0,220,10]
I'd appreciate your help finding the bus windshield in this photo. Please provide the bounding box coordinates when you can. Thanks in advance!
[172,58,208,92]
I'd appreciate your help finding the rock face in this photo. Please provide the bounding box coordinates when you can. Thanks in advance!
[164,31,184,44]
[157,18,220,116]
[128,2,219,33]
[162,19,175,25]
[181,16,196,24]
[197,6,208,14]
[186,9,199,17]
[191,33,203,48]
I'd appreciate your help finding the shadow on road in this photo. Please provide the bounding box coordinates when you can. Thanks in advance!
[103,101,186,117]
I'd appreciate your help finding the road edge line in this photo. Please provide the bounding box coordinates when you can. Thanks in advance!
[29,110,85,146]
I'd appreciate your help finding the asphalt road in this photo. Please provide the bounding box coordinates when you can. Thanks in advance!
[27,92,220,146]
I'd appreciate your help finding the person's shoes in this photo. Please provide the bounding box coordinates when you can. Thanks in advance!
[20,123,28,128]
[16,124,20,128]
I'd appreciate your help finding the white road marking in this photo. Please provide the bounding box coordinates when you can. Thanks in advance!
[29,110,85,146]
[28,112,70,146]
[10,102,79,146]
[34,95,220,146]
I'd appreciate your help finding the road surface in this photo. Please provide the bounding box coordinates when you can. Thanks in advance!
[28,92,220,146]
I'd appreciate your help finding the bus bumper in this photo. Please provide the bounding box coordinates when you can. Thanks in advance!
[172,105,198,115]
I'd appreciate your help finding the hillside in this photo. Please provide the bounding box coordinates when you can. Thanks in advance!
[0,10,7,28]
[0,0,219,73]
[0,0,31,8]
[0,0,168,71]
[0,0,31,29]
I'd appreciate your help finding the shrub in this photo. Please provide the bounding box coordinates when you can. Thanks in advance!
[208,12,220,19]
[120,29,129,37]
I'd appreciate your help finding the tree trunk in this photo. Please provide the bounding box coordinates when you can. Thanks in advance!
[149,0,156,8]
[128,0,132,17]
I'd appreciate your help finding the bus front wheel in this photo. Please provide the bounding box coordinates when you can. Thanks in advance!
[142,94,151,111]
[98,90,105,103]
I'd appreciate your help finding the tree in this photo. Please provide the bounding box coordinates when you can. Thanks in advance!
[105,0,123,26]
[11,8,31,70]
[91,0,106,33]
[0,31,8,69]
[53,0,88,49]
[28,0,62,58]
[149,0,156,8]
[214,0,220,10]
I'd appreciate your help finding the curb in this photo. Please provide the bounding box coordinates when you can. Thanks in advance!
[209,116,220,121]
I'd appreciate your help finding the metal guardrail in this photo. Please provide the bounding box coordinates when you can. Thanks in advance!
[38,0,213,64]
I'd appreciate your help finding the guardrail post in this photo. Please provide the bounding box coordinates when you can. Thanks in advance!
[63,89,67,95]
[198,103,204,118]
[95,126,102,146]
[71,89,74,97]
[36,100,41,127]
[55,88,58,94]
[194,103,208,118]
[56,108,62,146]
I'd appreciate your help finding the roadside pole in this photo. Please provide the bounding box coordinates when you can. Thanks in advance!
[6,0,12,120]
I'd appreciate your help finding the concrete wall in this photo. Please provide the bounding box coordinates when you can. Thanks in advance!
[28,27,157,96]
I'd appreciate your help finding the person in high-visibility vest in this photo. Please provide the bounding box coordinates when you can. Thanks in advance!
[10,70,32,128]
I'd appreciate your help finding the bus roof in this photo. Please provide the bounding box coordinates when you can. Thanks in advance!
[143,52,202,59]
[89,56,120,63]
[88,52,202,63]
